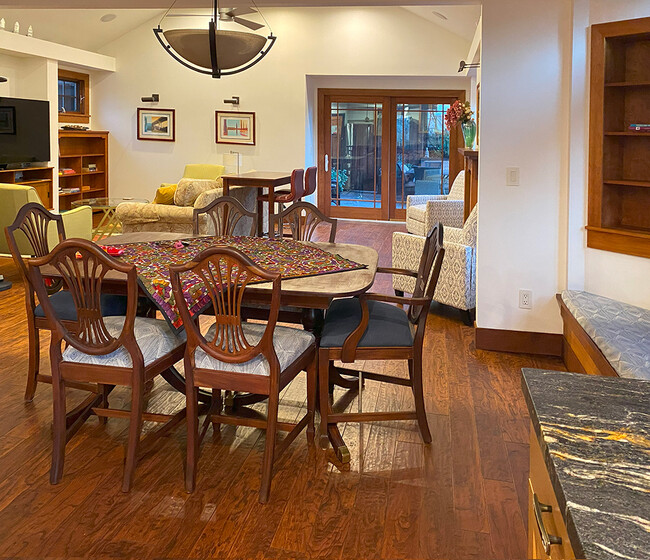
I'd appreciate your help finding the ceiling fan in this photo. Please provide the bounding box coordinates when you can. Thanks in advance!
[218,7,264,31]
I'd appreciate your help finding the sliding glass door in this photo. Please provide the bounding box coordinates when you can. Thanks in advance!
[318,89,463,221]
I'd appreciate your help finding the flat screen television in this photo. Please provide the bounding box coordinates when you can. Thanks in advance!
[0,97,50,168]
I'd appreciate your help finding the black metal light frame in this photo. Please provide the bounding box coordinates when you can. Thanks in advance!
[153,0,276,79]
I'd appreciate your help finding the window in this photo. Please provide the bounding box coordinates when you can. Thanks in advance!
[58,69,89,123]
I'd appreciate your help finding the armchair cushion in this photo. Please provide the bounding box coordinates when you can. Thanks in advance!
[153,183,177,205]
[174,178,223,207]
[35,291,128,321]
[320,298,413,348]
[194,322,314,376]
[62,316,186,368]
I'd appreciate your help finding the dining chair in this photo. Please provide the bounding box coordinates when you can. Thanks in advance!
[169,245,317,503]
[257,169,304,236]
[29,239,187,491]
[317,222,445,463]
[270,201,337,243]
[192,195,257,236]
[303,166,317,198]
[5,202,128,402]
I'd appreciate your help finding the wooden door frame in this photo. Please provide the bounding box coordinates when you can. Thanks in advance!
[317,88,466,221]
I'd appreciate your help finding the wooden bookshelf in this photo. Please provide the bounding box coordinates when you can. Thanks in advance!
[0,166,54,209]
[58,130,109,211]
[587,17,650,258]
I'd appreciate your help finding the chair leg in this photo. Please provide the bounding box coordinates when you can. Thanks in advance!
[259,390,279,504]
[409,358,431,444]
[185,382,199,493]
[25,320,40,402]
[50,371,66,484]
[306,356,317,442]
[318,349,331,449]
[210,388,222,434]
[122,380,144,492]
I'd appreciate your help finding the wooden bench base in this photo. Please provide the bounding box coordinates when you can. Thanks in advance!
[556,294,618,377]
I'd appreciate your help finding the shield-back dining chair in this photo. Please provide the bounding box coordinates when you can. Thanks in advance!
[270,201,337,243]
[29,239,187,491]
[5,202,127,401]
[317,223,445,463]
[192,195,257,237]
[170,246,317,503]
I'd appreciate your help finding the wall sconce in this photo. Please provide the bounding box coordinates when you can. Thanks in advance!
[140,93,159,102]
[224,96,240,105]
[458,60,480,73]
[0,77,7,83]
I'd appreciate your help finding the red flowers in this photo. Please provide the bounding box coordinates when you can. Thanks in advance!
[445,100,474,131]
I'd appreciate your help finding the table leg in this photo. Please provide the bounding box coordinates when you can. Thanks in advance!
[256,197,265,237]
[267,187,275,239]
[327,423,350,463]
[161,366,212,403]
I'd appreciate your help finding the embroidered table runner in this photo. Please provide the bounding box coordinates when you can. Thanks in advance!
[110,236,366,331]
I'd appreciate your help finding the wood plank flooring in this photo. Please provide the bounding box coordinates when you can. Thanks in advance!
[0,219,565,559]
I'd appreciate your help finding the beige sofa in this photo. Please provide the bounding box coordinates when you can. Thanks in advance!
[115,164,256,235]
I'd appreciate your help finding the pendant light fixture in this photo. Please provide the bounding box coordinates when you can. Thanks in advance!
[154,0,276,78]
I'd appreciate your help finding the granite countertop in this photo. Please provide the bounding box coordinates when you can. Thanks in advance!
[522,369,650,560]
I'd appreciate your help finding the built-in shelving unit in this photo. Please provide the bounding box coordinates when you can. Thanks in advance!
[0,167,54,209]
[58,130,109,211]
[587,17,650,258]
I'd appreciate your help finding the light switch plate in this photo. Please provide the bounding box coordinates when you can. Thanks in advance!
[506,167,520,186]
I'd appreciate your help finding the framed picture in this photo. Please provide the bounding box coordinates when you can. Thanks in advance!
[137,108,175,142]
[0,107,16,135]
[215,111,255,145]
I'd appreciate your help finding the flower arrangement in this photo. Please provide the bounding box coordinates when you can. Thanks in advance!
[445,100,474,130]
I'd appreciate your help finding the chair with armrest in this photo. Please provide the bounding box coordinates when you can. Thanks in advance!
[318,223,445,463]
[5,202,125,402]
[405,170,465,235]
[29,239,186,491]
[270,201,337,243]
[170,246,317,503]
[192,195,257,237]
[393,205,477,324]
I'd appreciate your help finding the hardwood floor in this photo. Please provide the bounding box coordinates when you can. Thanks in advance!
[0,219,565,559]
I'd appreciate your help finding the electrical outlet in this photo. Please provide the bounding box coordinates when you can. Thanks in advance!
[506,167,520,186]
[519,289,533,309]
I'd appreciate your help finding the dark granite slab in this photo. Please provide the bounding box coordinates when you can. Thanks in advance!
[522,369,649,560]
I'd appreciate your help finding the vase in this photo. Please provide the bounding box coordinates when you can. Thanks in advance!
[461,120,477,150]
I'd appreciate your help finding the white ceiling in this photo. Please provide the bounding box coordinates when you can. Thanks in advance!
[1,0,481,8]
[0,3,480,51]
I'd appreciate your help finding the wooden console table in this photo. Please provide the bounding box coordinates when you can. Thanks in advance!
[458,148,478,222]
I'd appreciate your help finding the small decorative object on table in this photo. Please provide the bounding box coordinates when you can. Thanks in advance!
[445,99,476,150]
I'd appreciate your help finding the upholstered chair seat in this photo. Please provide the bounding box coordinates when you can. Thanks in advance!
[62,316,186,367]
[320,299,414,348]
[34,291,128,321]
[195,322,314,375]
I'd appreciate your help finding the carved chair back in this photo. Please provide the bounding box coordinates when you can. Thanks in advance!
[28,239,141,363]
[408,222,445,333]
[193,195,256,237]
[169,246,282,379]
[271,201,337,243]
[5,202,65,289]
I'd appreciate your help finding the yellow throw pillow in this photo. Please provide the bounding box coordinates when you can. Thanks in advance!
[153,183,177,205]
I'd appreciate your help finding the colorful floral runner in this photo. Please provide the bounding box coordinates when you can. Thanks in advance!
[110,236,366,331]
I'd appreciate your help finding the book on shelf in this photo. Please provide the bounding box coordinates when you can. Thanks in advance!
[628,124,650,132]
[59,187,81,194]
[59,168,77,175]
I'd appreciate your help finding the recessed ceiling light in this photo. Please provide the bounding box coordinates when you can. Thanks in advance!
[432,11,448,20]
[100,13,117,23]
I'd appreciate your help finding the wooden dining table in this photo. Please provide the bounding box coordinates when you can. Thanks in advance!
[221,171,291,237]
[44,232,378,460]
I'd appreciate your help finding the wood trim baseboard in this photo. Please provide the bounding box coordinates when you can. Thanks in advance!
[475,328,563,357]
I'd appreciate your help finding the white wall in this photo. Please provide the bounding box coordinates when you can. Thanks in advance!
[92,7,471,198]
[476,0,573,334]
[578,0,650,308]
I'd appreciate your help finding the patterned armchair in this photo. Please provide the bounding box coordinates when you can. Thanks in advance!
[393,205,477,319]
[405,170,465,235]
